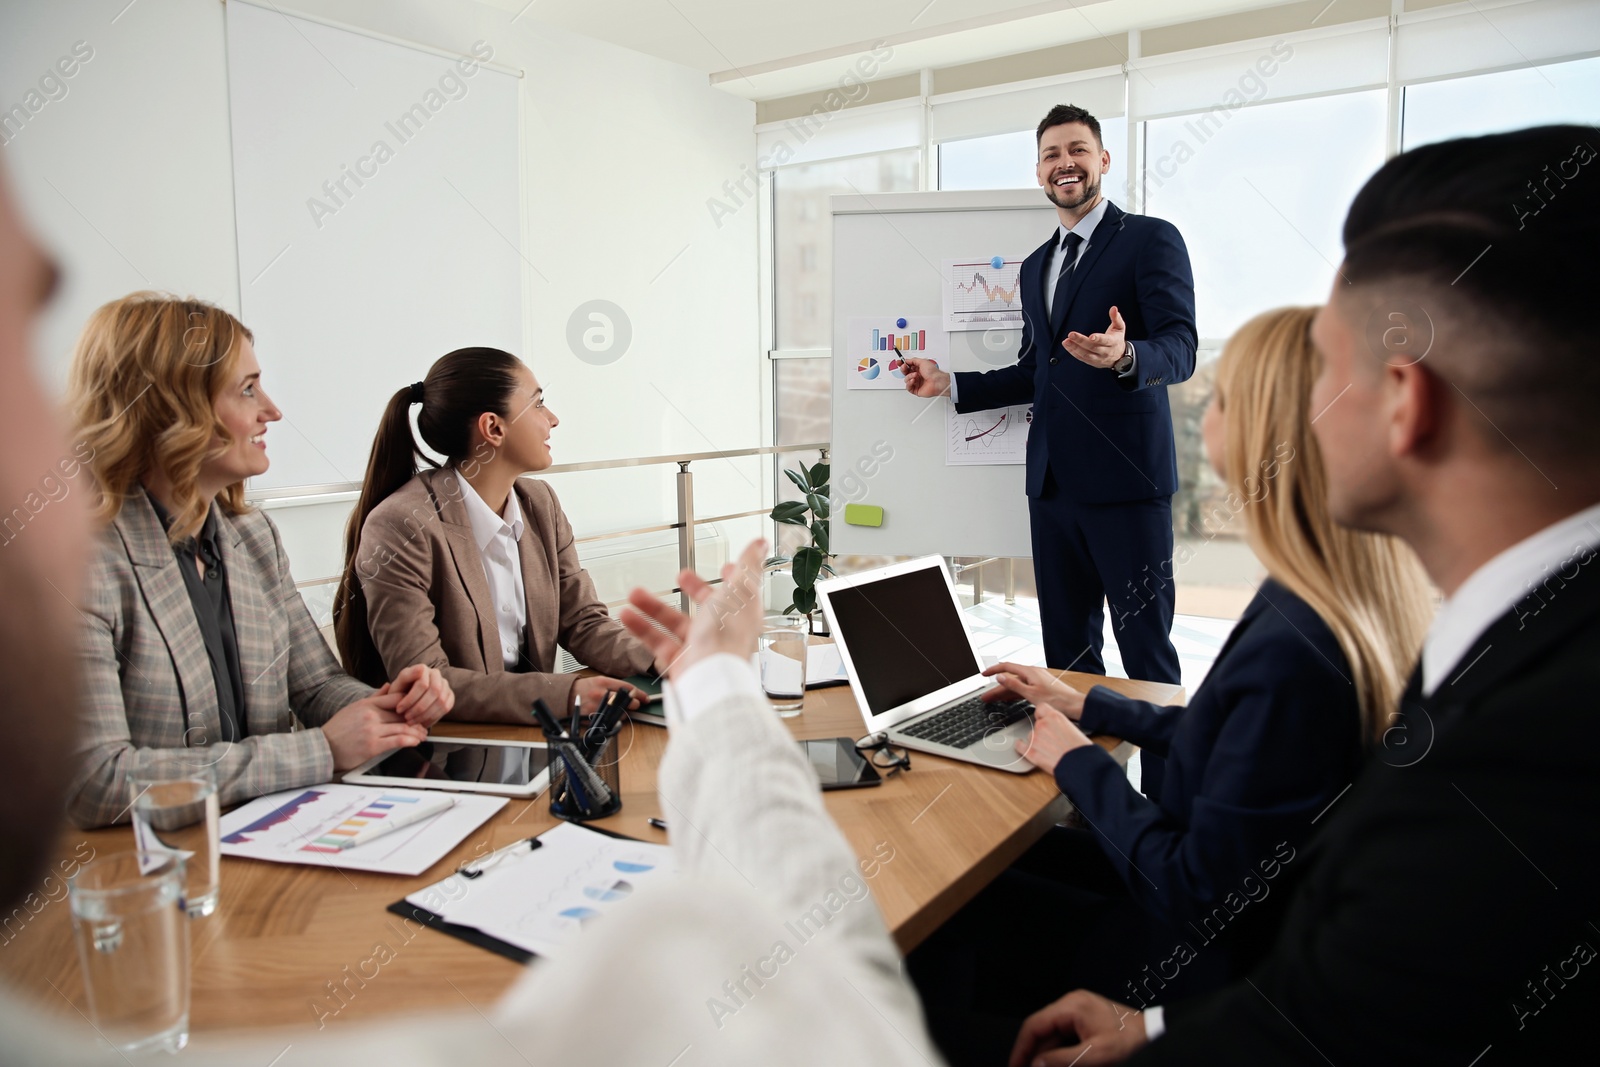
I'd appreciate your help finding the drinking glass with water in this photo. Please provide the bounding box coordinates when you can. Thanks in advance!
[68,851,191,1055]
[129,757,220,918]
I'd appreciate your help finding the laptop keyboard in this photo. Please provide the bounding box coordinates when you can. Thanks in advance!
[899,696,1032,751]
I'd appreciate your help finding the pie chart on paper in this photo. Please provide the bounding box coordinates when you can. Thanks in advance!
[857,357,881,380]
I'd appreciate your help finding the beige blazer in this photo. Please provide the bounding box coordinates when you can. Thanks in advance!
[71,494,373,828]
[354,469,653,723]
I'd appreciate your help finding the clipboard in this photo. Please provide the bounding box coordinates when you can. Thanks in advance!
[385,823,650,964]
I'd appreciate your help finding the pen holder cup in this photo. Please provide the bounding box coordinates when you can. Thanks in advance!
[548,731,623,823]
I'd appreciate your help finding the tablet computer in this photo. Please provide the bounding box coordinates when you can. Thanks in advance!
[343,738,552,797]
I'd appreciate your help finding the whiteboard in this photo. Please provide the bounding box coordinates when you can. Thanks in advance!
[831,189,1058,558]
[225,0,524,490]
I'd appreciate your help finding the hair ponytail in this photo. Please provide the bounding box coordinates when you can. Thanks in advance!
[333,348,524,683]
[334,386,428,683]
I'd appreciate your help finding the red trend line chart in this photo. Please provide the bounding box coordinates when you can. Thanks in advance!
[943,256,1026,331]
[947,404,1031,466]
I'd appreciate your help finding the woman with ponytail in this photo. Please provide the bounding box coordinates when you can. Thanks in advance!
[335,348,653,724]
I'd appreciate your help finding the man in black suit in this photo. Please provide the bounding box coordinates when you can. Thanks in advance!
[904,105,1196,798]
[1006,125,1600,1066]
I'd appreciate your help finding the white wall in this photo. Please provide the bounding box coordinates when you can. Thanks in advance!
[1,0,761,596]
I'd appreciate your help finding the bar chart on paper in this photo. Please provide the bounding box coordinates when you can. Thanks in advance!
[218,784,505,875]
[847,315,948,390]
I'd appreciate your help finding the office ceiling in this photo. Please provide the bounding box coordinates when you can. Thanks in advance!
[480,0,1323,99]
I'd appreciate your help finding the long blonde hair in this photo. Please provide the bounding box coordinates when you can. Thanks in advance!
[66,293,251,541]
[1216,306,1434,744]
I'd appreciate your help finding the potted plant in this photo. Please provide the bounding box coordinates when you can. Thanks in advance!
[768,458,833,633]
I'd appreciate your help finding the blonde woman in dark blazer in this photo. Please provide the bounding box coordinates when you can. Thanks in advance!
[335,347,653,725]
[65,294,452,828]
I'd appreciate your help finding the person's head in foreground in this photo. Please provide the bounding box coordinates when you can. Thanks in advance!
[0,166,93,927]
[1006,123,1600,1067]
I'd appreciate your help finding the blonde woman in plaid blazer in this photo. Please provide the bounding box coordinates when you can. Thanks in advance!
[64,294,454,828]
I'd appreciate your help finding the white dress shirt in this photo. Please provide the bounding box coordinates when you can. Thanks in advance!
[1422,501,1600,695]
[459,477,528,669]
[948,196,1131,405]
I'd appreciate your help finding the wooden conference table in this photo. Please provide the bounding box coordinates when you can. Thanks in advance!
[3,669,1181,1033]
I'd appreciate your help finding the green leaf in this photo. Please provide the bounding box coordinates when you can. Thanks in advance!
[811,522,829,555]
[819,563,838,577]
[770,500,810,526]
[807,462,830,490]
[764,556,791,570]
[793,586,817,614]
[791,545,823,590]
[806,492,829,519]
[784,467,811,495]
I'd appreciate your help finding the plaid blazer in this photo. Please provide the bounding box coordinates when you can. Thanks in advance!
[69,493,372,828]
[354,469,653,723]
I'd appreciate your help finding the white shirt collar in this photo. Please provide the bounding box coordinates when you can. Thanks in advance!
[459,476,525,554]
[1422,501,1600,695]
[1056,197,1112,251]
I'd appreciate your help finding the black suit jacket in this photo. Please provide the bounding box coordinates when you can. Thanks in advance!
[1135,545,1600,1064]
[952,202,1197,504]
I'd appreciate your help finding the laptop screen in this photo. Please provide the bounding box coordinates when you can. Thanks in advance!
[825,565,982,715]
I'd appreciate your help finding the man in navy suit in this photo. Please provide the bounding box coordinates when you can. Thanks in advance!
[904,104,1197,796]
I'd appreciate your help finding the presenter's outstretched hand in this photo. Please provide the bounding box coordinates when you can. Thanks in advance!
[1016,704,1094,774]
[1063,305,1127,369]
[983,662,1087,719]
[1010,989,1149,1067]
[391,663,455,727]
[323,685,427,771]
[620,538,767,681]
[900,356,950,398]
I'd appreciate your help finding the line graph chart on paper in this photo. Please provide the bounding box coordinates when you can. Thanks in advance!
[943,256,1026,331]
[947,404,1031,466]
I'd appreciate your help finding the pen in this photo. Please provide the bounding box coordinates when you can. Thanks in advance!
[647,817,668,832]
[459,836,542,879]
[333,796,456,850]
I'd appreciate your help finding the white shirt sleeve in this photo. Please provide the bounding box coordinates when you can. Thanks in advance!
[948,372,960,404]
[663,652,764,726]
[1145,1004,1165,1041]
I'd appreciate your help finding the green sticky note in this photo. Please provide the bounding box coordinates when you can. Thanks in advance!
[844,504,884,527]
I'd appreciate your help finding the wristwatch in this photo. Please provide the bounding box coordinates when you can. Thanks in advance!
[1112,342,1135,375]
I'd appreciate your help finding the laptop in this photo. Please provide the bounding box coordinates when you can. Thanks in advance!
[817,556,1035,773]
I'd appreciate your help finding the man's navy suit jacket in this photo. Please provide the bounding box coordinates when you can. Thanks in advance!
[953,202,1198,504]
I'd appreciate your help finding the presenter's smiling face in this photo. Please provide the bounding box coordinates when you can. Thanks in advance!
[206,339,282,484]
[1038,122,1108,213]
[503,364,558,472]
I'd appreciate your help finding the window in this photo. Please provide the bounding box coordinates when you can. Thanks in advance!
[1143,89,1387,342]
[772,150,921,349]
[1402,55,1600,150]
[937,117,1129,191]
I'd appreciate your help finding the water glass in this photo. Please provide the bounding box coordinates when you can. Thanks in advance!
[760,614,809,718]
[69,851,191,1055]
[130,758,220,918]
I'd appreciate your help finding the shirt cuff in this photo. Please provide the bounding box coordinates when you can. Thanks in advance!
[1117,341,1138,378]
[663,653,764,726]
[1145,1004,1165,1040]
[948,372,960,403]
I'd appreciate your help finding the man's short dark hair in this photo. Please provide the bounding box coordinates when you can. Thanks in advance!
[1037,104,1102,148]
[1341,125,1600,460]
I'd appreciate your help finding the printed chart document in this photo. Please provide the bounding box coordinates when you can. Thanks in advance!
[219,784,505,876]
[846,315,948,390]
[942,256,1026,331]
[406,822,676,958]
[947,404,1031,465]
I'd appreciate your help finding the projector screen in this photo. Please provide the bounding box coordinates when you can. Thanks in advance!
[225,0,524,490]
